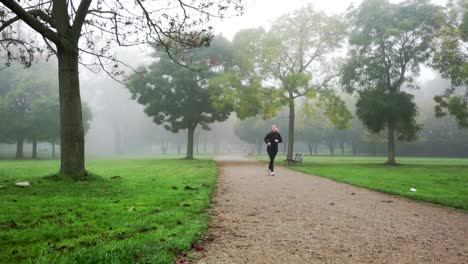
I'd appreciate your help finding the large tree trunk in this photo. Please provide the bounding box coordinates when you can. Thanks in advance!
[186,126,195,159]
[16,136,24,159]
[340,142,345,156]
[287,97,295,160]
[32,137,37,159]
[256,139,262,154]
[57,48,85,178]
[387,123,397,165]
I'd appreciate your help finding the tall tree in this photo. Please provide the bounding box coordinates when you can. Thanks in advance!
[341,0,440,164]
[127,37,233,159]
[231,5,348,160]
[0,0,242,178]
[432,0,468,127]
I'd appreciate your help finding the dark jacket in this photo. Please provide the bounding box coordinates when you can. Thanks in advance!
[264,132,283,152]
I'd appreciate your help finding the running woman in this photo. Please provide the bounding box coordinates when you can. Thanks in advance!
[264,125,283,176]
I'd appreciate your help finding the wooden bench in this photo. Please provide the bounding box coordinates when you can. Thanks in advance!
[287,153,304,165]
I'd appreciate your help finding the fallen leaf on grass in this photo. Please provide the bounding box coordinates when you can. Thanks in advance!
[110,176,122,179]
[184,186,198,191]
[181,203,191,207]
[172,186,179,190]
[128,207,136,211]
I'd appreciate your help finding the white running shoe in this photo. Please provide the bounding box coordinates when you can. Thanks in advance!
[271,171,275,176]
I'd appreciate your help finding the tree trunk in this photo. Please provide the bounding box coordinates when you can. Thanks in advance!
[329,143,335,156]
[177,143,182,155]
[161,141,168,154]
[57,48,85,178]
[32,137,37,159]
[256,139,262,155]
[314,144,318,155]
[308,143,314,155]
[387,123,397,165]
[287,97,295,160]
[52,142,56,158]
[340,142,345,156]
[16,136,24,159]
[186,126,195,159]
[351,141,357,155]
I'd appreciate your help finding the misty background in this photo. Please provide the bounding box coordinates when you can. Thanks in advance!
[1,0,467,158]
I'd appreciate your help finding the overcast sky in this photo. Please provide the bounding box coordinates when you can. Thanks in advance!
[215,0,448,39]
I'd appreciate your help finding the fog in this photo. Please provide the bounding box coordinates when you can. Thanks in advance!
[2,0,466,159]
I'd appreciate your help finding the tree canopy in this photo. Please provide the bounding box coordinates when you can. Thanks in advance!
[341,0,440,164]
[127,37,233,159]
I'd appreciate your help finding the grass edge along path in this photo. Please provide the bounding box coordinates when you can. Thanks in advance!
[267,155,468,210]
[0,158,218,264]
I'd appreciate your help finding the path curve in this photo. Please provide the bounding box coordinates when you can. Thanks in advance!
[193,156,468,264]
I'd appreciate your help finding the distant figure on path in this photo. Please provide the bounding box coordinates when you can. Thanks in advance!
[264,125,283,176]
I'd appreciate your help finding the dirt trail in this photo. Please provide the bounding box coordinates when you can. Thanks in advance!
[193,156,468,264]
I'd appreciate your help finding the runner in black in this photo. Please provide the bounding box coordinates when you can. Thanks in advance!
[264,125,283,176]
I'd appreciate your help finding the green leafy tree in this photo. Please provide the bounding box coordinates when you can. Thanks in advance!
[0,64,92,159]
[341,0,440,164]
[230,5,349,160]
[432,0,468,127]
[127,38,232,159]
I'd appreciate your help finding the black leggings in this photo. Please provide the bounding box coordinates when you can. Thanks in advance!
[267,150,277,172]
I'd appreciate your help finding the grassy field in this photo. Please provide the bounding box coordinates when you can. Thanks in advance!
[0,158,217,263]
[264,155,468,210]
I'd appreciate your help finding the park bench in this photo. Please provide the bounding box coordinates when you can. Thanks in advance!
[287,153,304,165]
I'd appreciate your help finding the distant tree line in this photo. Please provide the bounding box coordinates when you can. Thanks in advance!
[0,63,92,159]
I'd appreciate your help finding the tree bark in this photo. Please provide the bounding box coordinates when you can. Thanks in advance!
[314,144,318,155]
[340,142,345,155]
[32,137,37,159]
[57,48,85,178]
[387,123,397,165]
[287,97,295,160]
[186,126,195,159]
[16,136,24,159]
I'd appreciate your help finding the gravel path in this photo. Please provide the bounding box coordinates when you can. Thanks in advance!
[193,156,468,264]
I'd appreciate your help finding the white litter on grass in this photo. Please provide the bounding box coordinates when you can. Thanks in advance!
[15,182,31,187]
[0,185,5,189]
[410,188,417,192]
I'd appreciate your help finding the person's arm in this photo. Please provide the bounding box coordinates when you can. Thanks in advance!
[264,133,269,144]
[278,133,283,143]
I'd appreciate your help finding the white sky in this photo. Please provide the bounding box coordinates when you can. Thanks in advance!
[215,0,448,39]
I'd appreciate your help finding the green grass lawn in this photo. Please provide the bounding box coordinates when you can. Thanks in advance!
[0,158,217,263]
[262,154,468,210]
